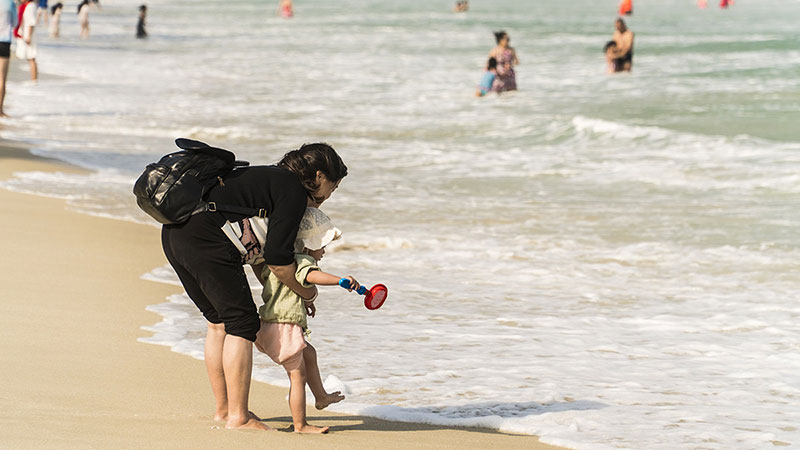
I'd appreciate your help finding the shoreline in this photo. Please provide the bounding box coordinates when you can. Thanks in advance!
[0,142,567,450]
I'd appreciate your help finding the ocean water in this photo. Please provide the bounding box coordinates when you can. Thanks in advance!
[2,0,800,448]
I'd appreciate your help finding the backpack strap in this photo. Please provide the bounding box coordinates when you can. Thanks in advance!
[204,202,268,219]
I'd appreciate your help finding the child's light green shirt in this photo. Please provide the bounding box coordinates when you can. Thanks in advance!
[258,253,319,330]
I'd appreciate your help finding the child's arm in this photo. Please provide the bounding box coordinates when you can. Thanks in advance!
[305,270,361,293]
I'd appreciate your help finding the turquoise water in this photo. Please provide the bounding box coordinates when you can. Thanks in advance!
[2,1,799,448]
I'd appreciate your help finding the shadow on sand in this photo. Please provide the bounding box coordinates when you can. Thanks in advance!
[265,399,607,434]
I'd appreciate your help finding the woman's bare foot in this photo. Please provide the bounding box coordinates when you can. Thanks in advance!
[214,410,261,422]
[226,416,273,431]
[294,423,330,434]
[315,391,345,410]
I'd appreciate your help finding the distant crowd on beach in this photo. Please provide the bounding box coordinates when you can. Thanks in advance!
[0,0,148,116]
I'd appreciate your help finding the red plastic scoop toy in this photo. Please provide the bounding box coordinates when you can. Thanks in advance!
[339,278,388,310]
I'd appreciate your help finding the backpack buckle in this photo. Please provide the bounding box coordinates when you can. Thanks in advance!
[207,202,217,212]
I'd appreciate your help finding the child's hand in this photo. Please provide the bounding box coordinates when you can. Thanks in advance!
[304,300,317,318]
[340,276,361,293]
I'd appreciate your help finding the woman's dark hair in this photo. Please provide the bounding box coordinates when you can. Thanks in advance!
[487,57,497,70]
[278,143,348,201]
[494,31,507,44]
[77,0,89,14]
[50,2,63,14]
[603,40,617,52]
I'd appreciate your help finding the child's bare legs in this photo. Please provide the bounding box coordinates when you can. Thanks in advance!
[286,357,329,433]
[302,343,344,410]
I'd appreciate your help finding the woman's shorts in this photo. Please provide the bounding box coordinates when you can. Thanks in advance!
[0,43,10,58]
[15,40,36,60]
[161,212,261,342]
[254,321,307,371]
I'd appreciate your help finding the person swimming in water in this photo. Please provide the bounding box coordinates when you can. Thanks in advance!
[278,0,293,18]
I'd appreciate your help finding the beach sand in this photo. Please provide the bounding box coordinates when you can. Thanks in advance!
[0,142,566,450]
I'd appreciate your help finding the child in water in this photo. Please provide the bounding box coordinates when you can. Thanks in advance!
[603,40,619,73]
[475,57,498,97]
[255,207,353,433]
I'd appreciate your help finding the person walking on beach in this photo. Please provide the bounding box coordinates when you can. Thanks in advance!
[0,0,14,116]
[160,143,347,430]
[48,2,61,37]
[14,0,37,82]
[607,18,633,72]
[136,4,146,39]
[253,207,350,433]
[488,30,518,92]
[77,0,89,39]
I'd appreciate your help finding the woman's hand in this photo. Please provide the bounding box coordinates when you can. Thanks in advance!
[269,263,317,300]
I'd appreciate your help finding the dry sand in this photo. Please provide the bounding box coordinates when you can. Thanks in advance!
[0,142,567,450]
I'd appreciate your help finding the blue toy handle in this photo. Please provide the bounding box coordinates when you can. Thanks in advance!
[339,278,367,295]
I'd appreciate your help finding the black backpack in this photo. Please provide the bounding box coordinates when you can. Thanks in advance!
[133,138,265,225]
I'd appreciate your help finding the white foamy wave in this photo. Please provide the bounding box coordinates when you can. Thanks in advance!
[141,265,184,286]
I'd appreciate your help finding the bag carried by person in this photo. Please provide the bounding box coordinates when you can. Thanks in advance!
[133,138,265,225]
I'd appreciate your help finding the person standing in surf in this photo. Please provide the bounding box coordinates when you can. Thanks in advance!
[136,4,146,38]
[14,0,37,82]
[77,0,89,39]
[160,143,347,431]
[488,30,518,92]
[607,18,634,72]
[0,0,14,116]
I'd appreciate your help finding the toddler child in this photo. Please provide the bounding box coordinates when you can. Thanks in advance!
[604,40,619,73]
[476,57,498,97]
[255,207,357,433]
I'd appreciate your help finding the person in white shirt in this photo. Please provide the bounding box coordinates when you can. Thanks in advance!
[15,0,37,81]
[0,0,15,115]
[48,2,62,38]
[77,0,89,39]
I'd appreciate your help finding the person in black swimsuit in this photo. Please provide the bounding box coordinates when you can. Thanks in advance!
[609,18,634,72]
[161,143,347,431]
[136,4,146,39]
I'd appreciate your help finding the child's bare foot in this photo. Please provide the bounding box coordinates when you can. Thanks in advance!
[315,391,345,410]
[294,423,330,434]
[226,416,273,431]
